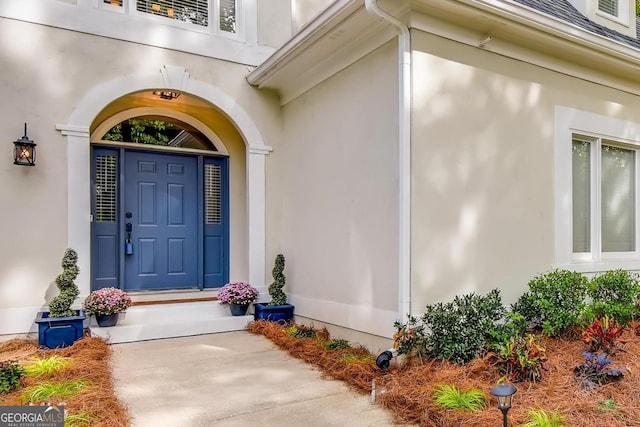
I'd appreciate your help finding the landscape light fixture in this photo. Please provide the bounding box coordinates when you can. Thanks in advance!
[13,123,36,166]
[490,383,517,427]
[152,90,181,100]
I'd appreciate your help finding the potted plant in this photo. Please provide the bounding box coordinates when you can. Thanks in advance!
[35,248,87,348]
[218,282,259,316]
[83,287,133,327]
[254,254,295,323]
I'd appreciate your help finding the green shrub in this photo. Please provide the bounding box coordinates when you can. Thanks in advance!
[421,289,505,364]
[521,409,566,427]
[432,384,487,411]
[587,269,640,325]
[285,325,316,338]
[0,360,25,394]
[393,315,428,359]
[513,270,588,336]
[324,339,351,350]
[488,312,528,351]
[511,292,543,328]
[486,334,547,383]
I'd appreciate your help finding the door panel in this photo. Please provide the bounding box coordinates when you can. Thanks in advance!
[203,158,228,287]
[91,148,119,289]
[124,151,198,290]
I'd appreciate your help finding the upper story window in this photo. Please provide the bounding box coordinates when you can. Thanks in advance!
[103,0,236,34]
[598,0,619,16]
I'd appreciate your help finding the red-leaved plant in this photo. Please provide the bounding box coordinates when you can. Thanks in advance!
[582,316,625,353]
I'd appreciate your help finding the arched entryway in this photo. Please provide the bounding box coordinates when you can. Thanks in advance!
[56,65,271,298]
[91,108,231,292]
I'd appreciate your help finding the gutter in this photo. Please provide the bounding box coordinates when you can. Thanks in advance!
[459,0,640,68]
[364,0,412,322]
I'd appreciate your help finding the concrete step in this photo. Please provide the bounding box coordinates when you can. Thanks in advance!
[89,301,252,344]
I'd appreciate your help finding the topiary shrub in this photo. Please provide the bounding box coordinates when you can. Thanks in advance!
[48,248,80,318]
[586,269,640,326]
[268,254,287,306]
[512,270,588,337]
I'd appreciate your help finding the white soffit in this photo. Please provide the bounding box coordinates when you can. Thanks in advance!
[250,0,640,103]
[410,0,640,84]
[247,0,405,105]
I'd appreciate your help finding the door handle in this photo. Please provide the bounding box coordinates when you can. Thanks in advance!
[125,222,133,255]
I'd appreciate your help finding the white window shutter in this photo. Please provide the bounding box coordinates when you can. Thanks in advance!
[598,0,619,16]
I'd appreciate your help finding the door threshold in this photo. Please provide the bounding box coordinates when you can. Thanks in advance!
[132,296,218,306]
[128,289,219,305]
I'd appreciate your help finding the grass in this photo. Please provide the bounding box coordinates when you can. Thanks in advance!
[342,353,375,364]
[24,355,72,376]
[521,409,566,427]
[432,384,487,411]
[63,411,97,427]
[22,380,90,403]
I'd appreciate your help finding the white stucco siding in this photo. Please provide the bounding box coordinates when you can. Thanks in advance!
[410,30,640,311]
[0,18,282,333]
[267,40,399,337]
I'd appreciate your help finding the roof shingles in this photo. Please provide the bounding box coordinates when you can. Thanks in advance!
[512,0,640,49]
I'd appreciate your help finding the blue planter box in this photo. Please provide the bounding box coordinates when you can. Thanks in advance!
[35,311,87,349]
[254,303,295,323]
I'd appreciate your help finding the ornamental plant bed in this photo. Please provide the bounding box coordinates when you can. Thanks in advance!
[0,337,129,426]
[248,320,640,427]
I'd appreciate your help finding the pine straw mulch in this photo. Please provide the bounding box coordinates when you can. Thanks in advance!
[248,320,640,427]
[0,337,129,427]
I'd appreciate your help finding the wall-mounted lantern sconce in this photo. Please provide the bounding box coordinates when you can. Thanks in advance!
[152,90,181,100]
[13,123,36,166]
[490,383,517,427]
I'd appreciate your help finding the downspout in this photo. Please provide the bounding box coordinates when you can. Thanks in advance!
[364,0,411,323]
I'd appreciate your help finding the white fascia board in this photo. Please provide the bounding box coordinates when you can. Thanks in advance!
[247,0,363,86]
[459,0,640,68]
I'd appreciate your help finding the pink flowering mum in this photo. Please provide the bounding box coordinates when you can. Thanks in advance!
[218,282,259,306]
[83,287,133,315]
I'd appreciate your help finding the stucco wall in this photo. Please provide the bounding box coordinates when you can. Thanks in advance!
[0,18,282,333]
[410,29,640,311]
[291,0,334,31]
[266,40,399,338]
[257,0,293,48]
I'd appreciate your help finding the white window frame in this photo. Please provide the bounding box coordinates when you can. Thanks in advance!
[596,0,630,26]
[99,0,242,39]
[555,106,640,272]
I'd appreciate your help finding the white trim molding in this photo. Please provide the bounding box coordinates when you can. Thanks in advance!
[554,106,640,273]
[56,64,271,290]
[290,294,397,338]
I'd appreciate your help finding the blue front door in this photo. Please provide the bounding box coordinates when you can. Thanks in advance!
[124,151,198,290]
[91,147,229,291]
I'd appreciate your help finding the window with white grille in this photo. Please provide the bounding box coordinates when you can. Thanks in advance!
[136,0,209,26]
[95,155,118,222]
[103,0,237,32]
[204,163,222,224]
[219,0,236,33]
[598,0,619,16]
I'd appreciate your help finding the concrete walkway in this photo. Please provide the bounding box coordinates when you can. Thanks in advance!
[111,332,401,426]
